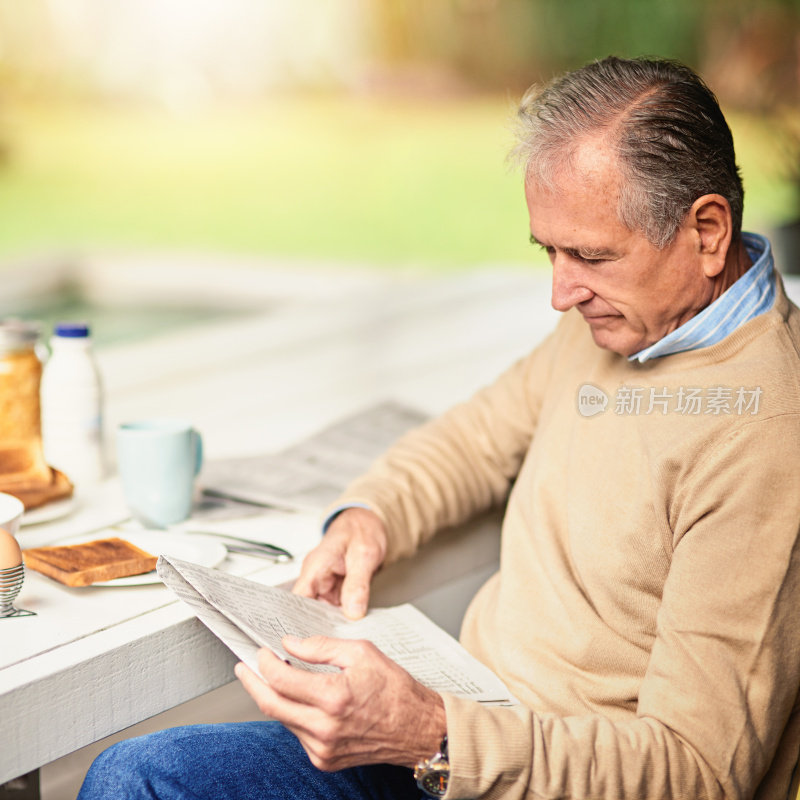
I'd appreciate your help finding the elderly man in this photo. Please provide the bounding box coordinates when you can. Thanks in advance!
[79,56,800,800]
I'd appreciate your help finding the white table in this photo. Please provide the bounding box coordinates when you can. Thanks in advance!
[1,264,559,787]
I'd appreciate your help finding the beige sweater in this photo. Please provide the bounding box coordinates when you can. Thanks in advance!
[336,276,800,799]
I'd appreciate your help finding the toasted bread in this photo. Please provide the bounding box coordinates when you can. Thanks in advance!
[23,537,157,587]
[2,466,74,511]
[0,438,74,510]
[0,441,52,489]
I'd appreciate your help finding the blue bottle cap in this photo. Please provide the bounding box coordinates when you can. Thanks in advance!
[54,322,90,338]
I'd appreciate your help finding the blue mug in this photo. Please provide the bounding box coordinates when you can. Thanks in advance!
[117,419,203,527]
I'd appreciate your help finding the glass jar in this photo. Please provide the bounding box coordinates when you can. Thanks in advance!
[0,320,49,482]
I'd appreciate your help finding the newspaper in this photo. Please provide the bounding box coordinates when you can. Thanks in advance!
[158,556,517,706]
[199,401,429,513]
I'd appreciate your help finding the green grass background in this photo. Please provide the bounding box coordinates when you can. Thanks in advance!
[0,95,795,273]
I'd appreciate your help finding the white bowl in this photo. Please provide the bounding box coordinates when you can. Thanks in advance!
[0,493,25,536]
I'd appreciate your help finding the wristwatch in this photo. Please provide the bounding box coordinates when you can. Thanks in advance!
[414,734,449,797]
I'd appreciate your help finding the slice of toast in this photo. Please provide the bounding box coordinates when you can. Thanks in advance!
[5,467,74,511]
[23,537,157,587]
[0,440,52,488]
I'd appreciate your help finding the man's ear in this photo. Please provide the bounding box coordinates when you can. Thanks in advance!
[688,194,733,278]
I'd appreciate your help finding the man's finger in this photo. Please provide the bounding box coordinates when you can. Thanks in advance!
[340,547,381,618]
[251,641,347,709]
[282,634,359,667]
[293,567,337,600]
[340,581,369,619]
[236,657,330,723]
[293,548,337,595]
[235,660,283,714]
[234,660,266,690]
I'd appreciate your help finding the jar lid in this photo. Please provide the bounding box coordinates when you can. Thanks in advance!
[54,321,90,338]
[0,319,42,351]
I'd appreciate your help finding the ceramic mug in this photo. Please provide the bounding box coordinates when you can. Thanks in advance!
[116,419,203,527]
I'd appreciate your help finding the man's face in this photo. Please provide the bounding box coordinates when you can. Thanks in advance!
[525,138,713,357]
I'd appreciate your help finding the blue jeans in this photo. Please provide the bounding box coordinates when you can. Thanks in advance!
[77,720,427,800]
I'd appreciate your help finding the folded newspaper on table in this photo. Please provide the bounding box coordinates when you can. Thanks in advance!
[199,401,429,513]
[158,556,517,707]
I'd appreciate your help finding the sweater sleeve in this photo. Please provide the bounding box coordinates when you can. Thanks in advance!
[327,323,563,563]
[443,412,800,800]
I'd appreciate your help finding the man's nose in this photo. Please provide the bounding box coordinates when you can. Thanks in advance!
[551,256,593,312]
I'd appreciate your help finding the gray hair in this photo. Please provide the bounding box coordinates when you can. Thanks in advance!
[511,56,744,249]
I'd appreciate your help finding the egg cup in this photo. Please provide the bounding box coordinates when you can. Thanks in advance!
[0,564,35,618]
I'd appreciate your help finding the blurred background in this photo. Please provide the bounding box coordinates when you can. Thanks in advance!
[0,0,798,341]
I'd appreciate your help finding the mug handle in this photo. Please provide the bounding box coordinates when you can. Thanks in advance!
[193,430,204,476]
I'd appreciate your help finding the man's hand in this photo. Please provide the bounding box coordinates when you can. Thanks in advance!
[293,507,387,619]
[234,635,446,771]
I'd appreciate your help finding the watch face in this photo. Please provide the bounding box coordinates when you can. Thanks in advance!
[420,768,448,797]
